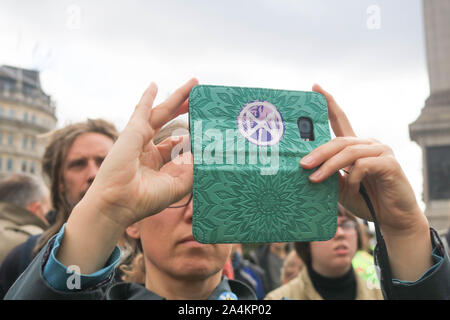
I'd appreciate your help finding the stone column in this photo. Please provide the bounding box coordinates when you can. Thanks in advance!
[409,0,450,231]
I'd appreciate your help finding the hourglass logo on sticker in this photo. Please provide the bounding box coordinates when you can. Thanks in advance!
[237,101,285,146]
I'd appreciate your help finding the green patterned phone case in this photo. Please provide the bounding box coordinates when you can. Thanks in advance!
[189,85,338,244]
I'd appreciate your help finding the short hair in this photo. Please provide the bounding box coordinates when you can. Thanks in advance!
[294,203,362,267]
[0,173,48,208]
[33,119,119,256]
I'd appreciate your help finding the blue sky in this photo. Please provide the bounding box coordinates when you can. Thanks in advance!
[0,0,430,208]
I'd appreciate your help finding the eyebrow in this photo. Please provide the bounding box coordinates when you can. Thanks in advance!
[66,156,105,167]
[66,157,86,167]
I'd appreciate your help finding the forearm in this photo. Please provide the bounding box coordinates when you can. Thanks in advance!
[56,197,126,274]
[381,213,434,282]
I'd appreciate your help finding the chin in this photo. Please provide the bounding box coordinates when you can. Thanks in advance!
[336,260,353,272]
[173,263,222,281]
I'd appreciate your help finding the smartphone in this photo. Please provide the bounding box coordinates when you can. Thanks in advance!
[189,85,338,243]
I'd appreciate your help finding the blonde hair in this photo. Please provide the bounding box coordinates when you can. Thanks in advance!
[119,120,189,283]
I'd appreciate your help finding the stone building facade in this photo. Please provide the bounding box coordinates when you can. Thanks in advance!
[0,65,57,179]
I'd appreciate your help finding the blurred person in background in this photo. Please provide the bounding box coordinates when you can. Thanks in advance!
[248,242,289,293]
[440,228,449,253]
[0,119,118,298]
[266,204,384,300]
[231,243,266,299]
[0,173,51,264]
[4,80,259,300]
[280,249,304,285]
[352,221,380,289]
[5,81,449,300]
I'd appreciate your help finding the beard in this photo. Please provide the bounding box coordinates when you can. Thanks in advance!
[64,189,88,212]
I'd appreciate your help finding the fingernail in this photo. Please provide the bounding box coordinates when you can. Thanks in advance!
[300,156,313,166]
[310,170,322,180]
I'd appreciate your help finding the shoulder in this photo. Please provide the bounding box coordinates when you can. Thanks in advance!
[0,220,43,242]
[264,272,306,300]
[10,224,44,237]
[354,271,384,300]
[106,282,162,300]
[0,234,41,275]
[227,278,258,300]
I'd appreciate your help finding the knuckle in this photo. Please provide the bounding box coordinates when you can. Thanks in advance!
[382,144,394,155]
[343,143,365,157]
[353,158,369,169]
[345,144,359,153]
[134,104,140,111]
[334,136,349,144]
[383,154,399,167]
[367,138,381,144]
[366,139,394,154]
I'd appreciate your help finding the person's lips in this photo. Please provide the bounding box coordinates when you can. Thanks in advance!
[180,235,195,242]
[178,235,205,248]
[333,244,349,255]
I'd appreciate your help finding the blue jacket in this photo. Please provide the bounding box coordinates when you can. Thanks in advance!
[4,227,449,300]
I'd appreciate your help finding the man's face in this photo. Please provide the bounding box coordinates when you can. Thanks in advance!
[61,132,114,208]
[310,216,358,277]
[128,160,231,283]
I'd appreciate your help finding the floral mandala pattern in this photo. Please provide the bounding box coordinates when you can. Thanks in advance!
[189,85,338,243]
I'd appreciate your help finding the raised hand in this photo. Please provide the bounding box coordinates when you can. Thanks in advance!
[300,84,433,281]
[301,84,425,236]
[58,79,198,274]
[85,79,197,227]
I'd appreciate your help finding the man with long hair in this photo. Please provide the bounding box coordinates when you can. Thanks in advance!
[0,119,118,297]
[5,80,449,300]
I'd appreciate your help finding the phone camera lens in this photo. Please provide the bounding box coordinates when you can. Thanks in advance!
[297,117,314,141]
[299,120,311,133]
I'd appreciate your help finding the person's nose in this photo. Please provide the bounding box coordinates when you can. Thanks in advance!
[184,196,194,223]
[334,224,346,239]
[86,160,100,184]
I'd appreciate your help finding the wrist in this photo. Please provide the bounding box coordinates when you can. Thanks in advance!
[59,198,127,274]
[71,198,127,234]
[380,207,430,241]
[378,210,433,282]
[75,191,135,230]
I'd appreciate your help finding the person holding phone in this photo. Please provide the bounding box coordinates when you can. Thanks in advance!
[5,79,449,300]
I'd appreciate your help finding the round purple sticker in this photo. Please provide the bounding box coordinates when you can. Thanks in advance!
[237,101,285,146]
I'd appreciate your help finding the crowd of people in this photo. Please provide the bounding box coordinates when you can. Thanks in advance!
[0,79,448,300]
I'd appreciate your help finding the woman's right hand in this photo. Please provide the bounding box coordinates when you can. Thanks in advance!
[82,78,197,228]
[59,79,197,274]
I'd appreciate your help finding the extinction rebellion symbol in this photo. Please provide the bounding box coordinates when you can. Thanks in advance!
[237,101,285,146]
